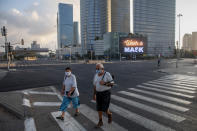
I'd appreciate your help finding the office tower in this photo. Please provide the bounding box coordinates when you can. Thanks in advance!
[57,3,73,49]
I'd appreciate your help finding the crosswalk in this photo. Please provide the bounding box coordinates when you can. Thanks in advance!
[22,74,197,131]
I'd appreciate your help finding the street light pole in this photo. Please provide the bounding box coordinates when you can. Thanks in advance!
[176,13,183,68]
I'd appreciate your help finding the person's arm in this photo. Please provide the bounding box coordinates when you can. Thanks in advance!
[105,72,114,87]
[68,75,77,97]
[93,75,96,100]
[93,86,96,100]
[61,85,65,95]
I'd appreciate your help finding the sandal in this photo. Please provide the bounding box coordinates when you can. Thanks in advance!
[108,113,112,123]
[95,120,103,128]
[56,116,64,121]
[74,112,80,116]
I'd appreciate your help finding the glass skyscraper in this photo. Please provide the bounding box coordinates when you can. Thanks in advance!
[133,0,176,56]
[57,3,73,49]
[80,0,130,54]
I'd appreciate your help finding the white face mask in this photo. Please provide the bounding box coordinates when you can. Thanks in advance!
[65,72,71,76]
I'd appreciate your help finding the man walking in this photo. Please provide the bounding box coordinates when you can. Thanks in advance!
[93,63,114,128]
[56,67,80,120]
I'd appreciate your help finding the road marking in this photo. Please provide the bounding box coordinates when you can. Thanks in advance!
[147,81,196,91]
[162,74,197,80]
[80,104,127,131]
[91,100,175,131]
[24,117,37,131]
[118,91,189,112]
[137,85,194,98]
[23,91,29,95]
[51,111,87,131]
[23,98,31,107]
[33,102,62,107]
[111,95,186,122]
[161,77,197,84]
[151,80,197,88]
[143,83,196,94]
[128,88,191,104]
[50,86,63,101]
[27,91,57,95]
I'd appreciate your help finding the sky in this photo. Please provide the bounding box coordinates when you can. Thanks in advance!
[0,0,197,52]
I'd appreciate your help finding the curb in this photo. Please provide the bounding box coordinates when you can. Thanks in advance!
[0,98,24,119]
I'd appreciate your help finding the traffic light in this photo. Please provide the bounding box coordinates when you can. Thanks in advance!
[1,26,7,36]
[8,42,12,52]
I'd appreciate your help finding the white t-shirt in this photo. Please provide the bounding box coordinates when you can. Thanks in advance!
[93,72,113,92]
[63,74,79,98]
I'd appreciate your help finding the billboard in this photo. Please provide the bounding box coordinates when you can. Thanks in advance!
[119,37,147,54]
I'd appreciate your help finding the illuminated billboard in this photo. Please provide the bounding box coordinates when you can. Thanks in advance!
[119,37,147,54]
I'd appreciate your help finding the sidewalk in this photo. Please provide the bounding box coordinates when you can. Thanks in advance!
[0,91,25,119]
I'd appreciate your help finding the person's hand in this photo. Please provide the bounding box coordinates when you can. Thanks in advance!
[93,94,96,101]
[100,80,105,85]
[61,90,64,96]
[67,91,71,97]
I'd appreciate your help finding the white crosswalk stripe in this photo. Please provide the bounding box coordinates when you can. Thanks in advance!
[24,117,37,131]
[143,83,196,94]
[147,81,196,91]
[137,85,195,98]
[128,88,192,104]
[151,80,197,88]
[118,91,189,112]
[51,111,87,131]
[27,91,57,95]
[33,102,62,106]
[111,95,186,122]
[160,77,197,84]
[79,104,127,131]
[91,100,175,131]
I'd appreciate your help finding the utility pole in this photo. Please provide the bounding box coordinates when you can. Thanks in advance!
[176,14,183,68]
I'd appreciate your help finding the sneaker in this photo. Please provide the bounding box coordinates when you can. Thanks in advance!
[56,116,64,121]
[95,120,103,128]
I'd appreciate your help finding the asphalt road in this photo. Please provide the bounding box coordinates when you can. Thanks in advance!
[0,60,171,92]
[0,59,197,131]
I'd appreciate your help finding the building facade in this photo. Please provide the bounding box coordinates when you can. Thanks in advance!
[80,0,130,55]
[182,34,192,51]
[73,22,79,46]
[111,0,130,33]
[192,32,197,51]
[81,0,176,57]
[133,0,176,56]
[57,3,73,49]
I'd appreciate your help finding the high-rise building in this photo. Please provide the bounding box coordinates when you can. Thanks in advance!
[73,22,79,46]
[111,0,130,33]
[81,0,176,56]
[57,3,73,49]
[192,32,197,50]
[133,0,176,56]
[80,0,108,54]
[182,34,192,51]
[80,0,130,54]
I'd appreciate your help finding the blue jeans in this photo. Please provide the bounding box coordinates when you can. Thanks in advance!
[60,96,79,112]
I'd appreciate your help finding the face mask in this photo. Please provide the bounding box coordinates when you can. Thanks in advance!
[98,69,102,74]
[96,70,99,73]
[65,72,71,76]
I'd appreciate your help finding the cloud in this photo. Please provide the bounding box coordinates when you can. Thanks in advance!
[31,11,39,21]
[12,8,23,16]
[0,0,80,51]
[33,2,39,6]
